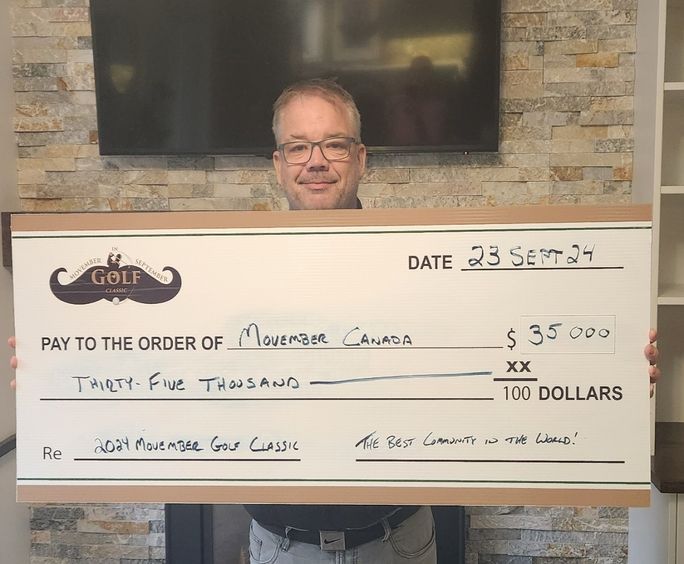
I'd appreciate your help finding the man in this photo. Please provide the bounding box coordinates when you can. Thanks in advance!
[10,79,661,564]
[244,79,438,563]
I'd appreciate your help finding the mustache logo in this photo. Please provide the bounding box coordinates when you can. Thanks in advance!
[50,263,182,305]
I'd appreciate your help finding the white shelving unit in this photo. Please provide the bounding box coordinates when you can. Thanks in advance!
[633,0,684,561]
[656,0,684,424]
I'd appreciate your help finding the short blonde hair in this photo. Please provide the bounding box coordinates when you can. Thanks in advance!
[272,78,362,142]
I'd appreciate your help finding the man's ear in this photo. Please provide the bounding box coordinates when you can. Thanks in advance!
[356,143,367,177]
[272,149,283,186]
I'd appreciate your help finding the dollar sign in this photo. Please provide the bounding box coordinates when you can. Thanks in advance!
[507,328,517,350]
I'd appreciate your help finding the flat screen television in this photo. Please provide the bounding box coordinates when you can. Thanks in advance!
[90,0,501,156]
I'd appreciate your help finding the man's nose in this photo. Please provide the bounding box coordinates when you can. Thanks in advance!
[306,144,329,170]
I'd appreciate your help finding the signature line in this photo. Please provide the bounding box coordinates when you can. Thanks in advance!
[310,371,492,386]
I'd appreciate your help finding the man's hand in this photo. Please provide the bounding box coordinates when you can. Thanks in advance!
[645,328,660,397]
[9,336,17,390]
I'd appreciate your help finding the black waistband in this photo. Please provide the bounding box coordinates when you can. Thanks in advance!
[259,506,421,550]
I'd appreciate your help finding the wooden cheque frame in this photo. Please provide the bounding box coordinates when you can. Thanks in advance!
[13,205,652,506]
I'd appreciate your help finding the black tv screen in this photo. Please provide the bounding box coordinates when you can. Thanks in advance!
[90,0,501,156]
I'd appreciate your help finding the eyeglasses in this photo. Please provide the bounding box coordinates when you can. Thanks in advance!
[277,137,358,164]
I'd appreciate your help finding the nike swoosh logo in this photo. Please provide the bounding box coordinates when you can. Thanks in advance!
[323,538,342,545]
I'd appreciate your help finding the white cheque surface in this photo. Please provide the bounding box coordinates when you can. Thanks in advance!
[13,210,652,505]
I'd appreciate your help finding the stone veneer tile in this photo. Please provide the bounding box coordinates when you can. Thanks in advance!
[470,515,553,530]
[502,40,545,56]
[503,13,547,28]
[395,181,483,196]
[550,166,583,181]
[363,167,411,183]
[549,152,630,167]
[17,156,74,171]
[81,504,165,522]
[576,52,620,67]
[521,530,627,544]
[17,129,91,145]
[31,506,85,520]
[482,181,551,205]
[168,156,215,169]
[356,183,402,198]
[597,507,628,518]
[14,76,59,91]
[211,183,257,198]
[503,53,531,70]
[499,140,552,154]
[503,0,614,10]
[501,70,544,98]
[67,51,93,68]
[586,24,635,40]
[167,170,208,184]
[552,125,609,140]
[31,530,51,543]
[13,47,68,64]
[51,532,148,546]
[15,101,50,118]
[103,157,168,170]
[500,154,549,167]
[17,168,46,183]
[543,81,630,97]
[169,197,275,211]
[168,183,214,198]
[368,152,502,168]
[60,61,94,90]
[600,37,636,52]
[583,166,613,180]
[123,170,169,185]
[595,138,634,152]
[551,139,596,153]
[207,170,250,183]
[579,193,631,204]
[21,197,111,212]
[468,528,523,540]
[31,542,82,559]
[543,53,576,68]
[120,184,169,198]
[478,557,533,564]
[517,167,551,181]
[550,10,636,27]
[77,519,150,535]
[410,167,520,183]
[48,7,89,22]
[215,155,273,170]
[109,198,170,211]
[532,560,601,564]
[30,518,78,532]
[78,544,150,559]
[74,157,105,170]
[551,517,628,533]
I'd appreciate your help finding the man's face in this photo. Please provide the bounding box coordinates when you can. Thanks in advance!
[273,94,366,210]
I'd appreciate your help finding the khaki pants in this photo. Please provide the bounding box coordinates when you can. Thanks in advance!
[249,506,437,564]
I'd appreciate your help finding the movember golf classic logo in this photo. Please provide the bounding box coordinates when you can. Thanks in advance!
[50,248,182,305]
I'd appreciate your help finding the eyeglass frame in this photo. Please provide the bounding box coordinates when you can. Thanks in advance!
[276,136,360,165]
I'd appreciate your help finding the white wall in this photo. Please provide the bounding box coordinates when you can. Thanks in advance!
[0,2,29,563]
[629,487,677,564]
